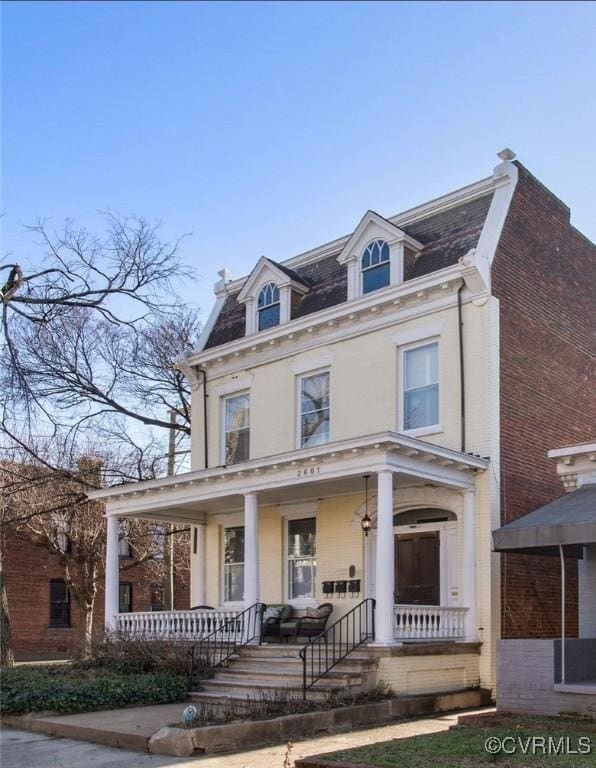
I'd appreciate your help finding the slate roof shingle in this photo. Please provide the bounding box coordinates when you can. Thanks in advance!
[204,191,493,350]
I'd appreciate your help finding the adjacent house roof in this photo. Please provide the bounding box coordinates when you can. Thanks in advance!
[204,190,494,350]
[492,483,596,556]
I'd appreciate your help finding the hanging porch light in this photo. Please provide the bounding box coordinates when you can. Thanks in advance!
[361,474,372,536]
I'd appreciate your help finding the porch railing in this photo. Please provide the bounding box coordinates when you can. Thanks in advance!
[188,602,265,689]
[115,608,239,639]
[299,598,375,699]
[394,604,467,640]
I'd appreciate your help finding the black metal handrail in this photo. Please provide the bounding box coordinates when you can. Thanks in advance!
[299,598,375,698]
[187,602,264,688]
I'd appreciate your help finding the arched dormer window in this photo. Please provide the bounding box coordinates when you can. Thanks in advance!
[361,240,390,294]
[257,282,280,331]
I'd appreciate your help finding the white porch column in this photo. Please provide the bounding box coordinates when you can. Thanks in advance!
[190,524,207,607]
[462,489,478,641]
[374,470,395,645]
[105,516,120,631]
[243,493,259,607]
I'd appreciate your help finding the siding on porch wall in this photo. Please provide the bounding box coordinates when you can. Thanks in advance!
[377,653,481,695]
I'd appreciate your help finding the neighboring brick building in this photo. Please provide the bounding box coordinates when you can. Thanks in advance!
[2,530,190,660]
[492,164,596,639]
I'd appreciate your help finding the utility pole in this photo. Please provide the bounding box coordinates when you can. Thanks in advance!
[164,410,176,611]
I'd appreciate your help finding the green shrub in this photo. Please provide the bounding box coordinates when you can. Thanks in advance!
[0,666,187,715]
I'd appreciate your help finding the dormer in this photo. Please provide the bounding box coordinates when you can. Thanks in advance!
[237,256,310,335]
[337,211,423,301]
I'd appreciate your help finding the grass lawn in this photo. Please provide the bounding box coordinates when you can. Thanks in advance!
[319,720,596,767]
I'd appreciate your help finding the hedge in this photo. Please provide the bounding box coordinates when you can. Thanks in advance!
[0,666,187,715]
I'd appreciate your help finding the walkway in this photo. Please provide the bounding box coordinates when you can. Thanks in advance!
[1,708,492,768]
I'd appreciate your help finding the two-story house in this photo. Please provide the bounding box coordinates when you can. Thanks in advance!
[90,151,596,702]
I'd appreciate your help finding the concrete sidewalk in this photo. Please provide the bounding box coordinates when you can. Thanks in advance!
[2,703,185,751]
[1,708,493,768]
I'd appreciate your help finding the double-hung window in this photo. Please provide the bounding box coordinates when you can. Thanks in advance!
[287,517,316,600]
[150,523,166,560]
[151,584,164,611]
[299,371,330,448]
[224,393,250,465]
[223,526,244,603]
[118,520,132,559]
[403,342,439,431]
[49,579,70,627]
[118,582,133,613]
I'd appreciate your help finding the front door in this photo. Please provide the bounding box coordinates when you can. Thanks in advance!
[395,531,440,605]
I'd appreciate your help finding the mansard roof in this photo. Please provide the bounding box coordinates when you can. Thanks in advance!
[204,189,494,350]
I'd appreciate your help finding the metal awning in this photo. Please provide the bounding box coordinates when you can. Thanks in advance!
[493,483,596,555]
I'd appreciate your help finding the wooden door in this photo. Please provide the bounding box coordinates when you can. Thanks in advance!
[395,532,440,605]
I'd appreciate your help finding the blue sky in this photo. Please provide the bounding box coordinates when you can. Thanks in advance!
[2,1,595,320]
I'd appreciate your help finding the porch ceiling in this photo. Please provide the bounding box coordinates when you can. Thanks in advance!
[88,431,488,523]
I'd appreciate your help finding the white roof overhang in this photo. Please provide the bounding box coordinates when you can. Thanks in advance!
[88,432,487,522]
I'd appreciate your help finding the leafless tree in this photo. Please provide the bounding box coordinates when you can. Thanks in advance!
[0,214,200,662]
[0,453,190,660]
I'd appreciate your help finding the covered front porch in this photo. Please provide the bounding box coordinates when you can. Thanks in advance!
[95,431,487,647]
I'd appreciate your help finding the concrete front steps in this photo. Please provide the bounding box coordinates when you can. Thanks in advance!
[189,643,378,705]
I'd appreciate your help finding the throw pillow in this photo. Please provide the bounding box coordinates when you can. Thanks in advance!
[304,607,327,619]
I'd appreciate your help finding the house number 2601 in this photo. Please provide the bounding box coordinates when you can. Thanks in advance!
[296,466,321,477]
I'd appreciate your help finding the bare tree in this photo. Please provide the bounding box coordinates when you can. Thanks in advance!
[0,454,189,659]
[0,214,200,662]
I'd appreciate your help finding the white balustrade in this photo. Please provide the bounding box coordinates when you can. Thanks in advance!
[394,604,468,640]
[115,609,241,640]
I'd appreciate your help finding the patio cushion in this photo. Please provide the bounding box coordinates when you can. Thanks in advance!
[264,606,282,621]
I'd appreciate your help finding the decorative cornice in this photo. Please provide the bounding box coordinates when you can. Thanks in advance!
[183,264,486,379]
[90,431,488,517]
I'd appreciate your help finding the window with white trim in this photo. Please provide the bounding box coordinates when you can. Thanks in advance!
[224,393,250,464]
[299,371,330,448]
[361,239,390,294]
[287,517,316,599]
[223,526,244,603]
[403,342,439,430]
[257,282,280,331]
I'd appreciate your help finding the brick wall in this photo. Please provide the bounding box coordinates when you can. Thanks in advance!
[492,164,596,638]
[2,534,190,660]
